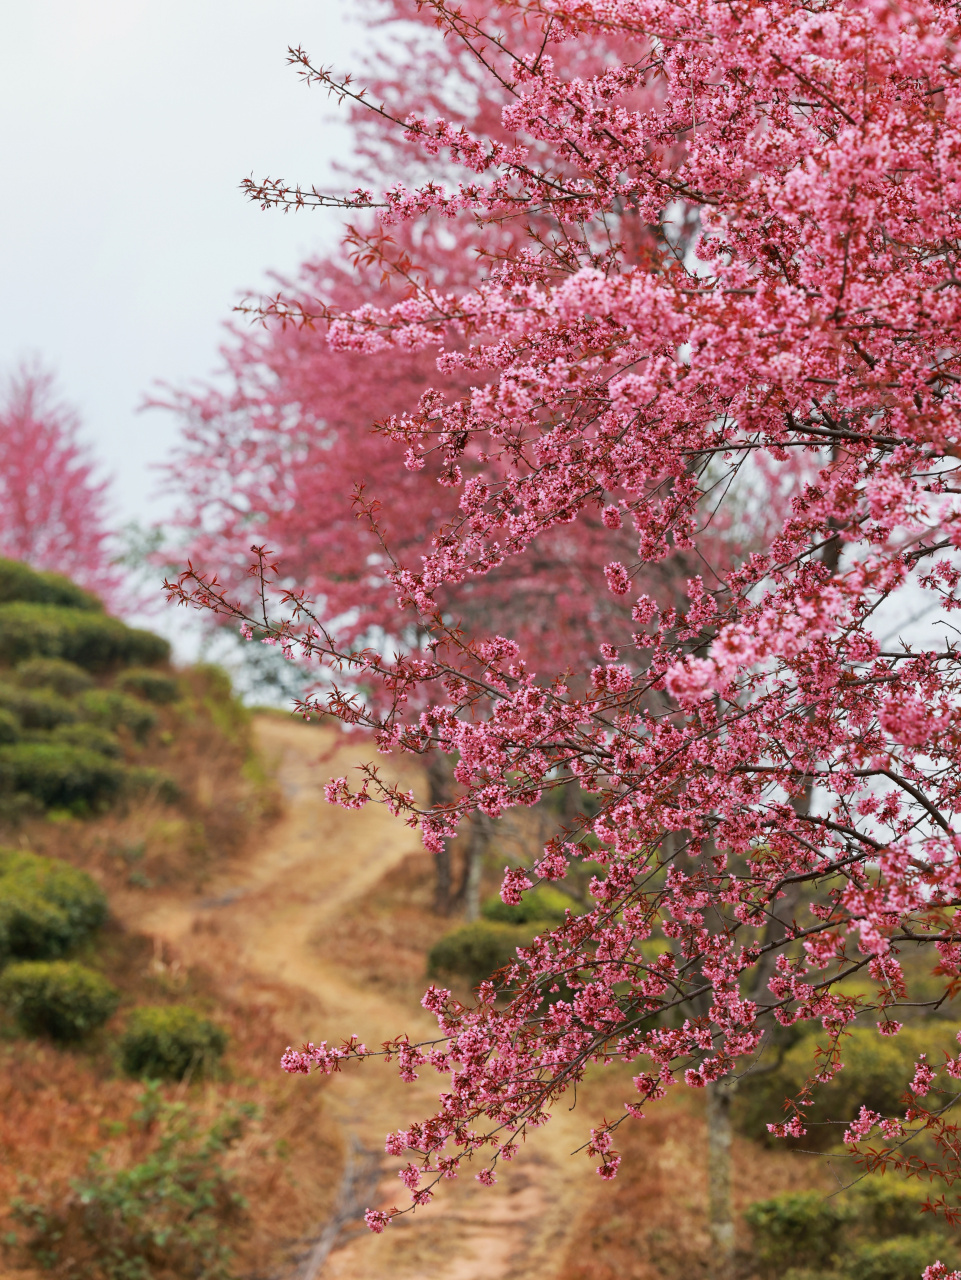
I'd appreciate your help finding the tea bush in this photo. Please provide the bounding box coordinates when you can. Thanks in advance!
[124,767,180,804]
[0,849,108,960]
[744,1191,855,1271]
[50,722,122,758]
[114,667,180,705]
[0,741,125,811]
[481,885,573,926]
[79,690,157,742]
[736,1022,961,1146]
[841,1235,959,1280]
[0,558,102,612]
[0,603,169,673]
[16,656,94,696]
[11,1087,252,1280]
[119,1006,228,1080]
[0,959,119,1040]
[0,682,78,730]
[427,921,531,988]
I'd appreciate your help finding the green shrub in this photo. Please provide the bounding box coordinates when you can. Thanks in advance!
[114,667,180,704]
[736,1023,961,1146]
[0,603,169,673]
[0,558,102,612]
[841,1235,958,1280]
[11,1087,251,1280]
[745,1191,854,1271]
[0,707,20,744]
[481,885,572,925]
[50,722,122,758]
[119,1006,228,1080]
[0,849,108,960]
[0,960,118,1040]
[79,689,158,741]
[427,921,532,988]
[0,681,78,730]
[852,1177,938,1237]
[0,741,125,811]
[15,656,94,696]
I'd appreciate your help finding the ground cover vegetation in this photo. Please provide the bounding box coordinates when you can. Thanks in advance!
[163,1,961,1270]
[0,561,342,1279]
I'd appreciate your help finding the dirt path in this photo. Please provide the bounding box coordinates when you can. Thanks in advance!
[126,715,601,1280]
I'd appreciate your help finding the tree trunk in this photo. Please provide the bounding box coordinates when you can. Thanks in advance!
[706,1080,736,1280]
[426,754,455,915]
[459,812,488,922]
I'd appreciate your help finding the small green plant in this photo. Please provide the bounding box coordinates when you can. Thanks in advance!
[0,849,108,961]
[119,1006,228,1080]
[0,741,125,811]
[0,959,119,1040]
[427,920,531,988]
[0,707,19,744]
[15,657,95,696]
[481,885,572,925]
[10,1085,254,1280]
[114,668,181,705]
[79,690,158,742]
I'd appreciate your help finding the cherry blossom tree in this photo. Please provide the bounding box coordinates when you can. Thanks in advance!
[0,361,117,600]
[169,0,961,1265]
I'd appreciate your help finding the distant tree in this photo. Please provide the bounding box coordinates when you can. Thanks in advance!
[0,363,118,601]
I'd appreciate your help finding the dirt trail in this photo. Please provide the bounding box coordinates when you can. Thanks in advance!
[127,715,601,1280]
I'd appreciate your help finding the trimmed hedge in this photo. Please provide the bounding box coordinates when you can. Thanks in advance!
[79,689,158,742]
[427,921,531,988]
[0,682,78,730]
[119,1006,228,1080]
[15,656,94,696]
[481,885,572,926]
[0,603,169,673]
[842,1235,958,1280]
[0,960,118,1040]
[114,667,180,705]
[0,558,102,612]
[0,849,108,960]
[0,741,125,811]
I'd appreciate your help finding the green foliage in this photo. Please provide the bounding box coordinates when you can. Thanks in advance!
[744,1191,854,1271]
[51,722,123,758]
[736,1023,961,1146]
[481,885,572,925]
[0,959,118,1040]
[427,921,531,988]
[0,603,168,673]
[0,849,108,961]
[747,1179,959,1280]
[16,657,95,696]
[0,741,124,811]
[79,690,158,742]
[0,681,79,730]
[11,1085,253,1280]
[114,668,180,705]
[0,558,102,612]
[0,707,20,744]
[841,1235,958,1280]
[119,1006,228,1081]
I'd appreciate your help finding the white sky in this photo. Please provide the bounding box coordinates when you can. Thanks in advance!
[0,0,358,527]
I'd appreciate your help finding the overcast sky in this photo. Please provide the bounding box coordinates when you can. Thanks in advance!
[0,1,358,527]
